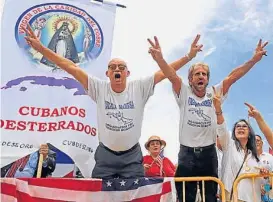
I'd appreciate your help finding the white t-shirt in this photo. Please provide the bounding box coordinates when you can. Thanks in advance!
[217,122,263,202]
[86,75,154,151]
[174,80,227,147]
[259,152,273,171]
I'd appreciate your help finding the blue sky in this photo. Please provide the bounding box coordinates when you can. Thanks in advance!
[112,0,273,162]
[191,0,273,151]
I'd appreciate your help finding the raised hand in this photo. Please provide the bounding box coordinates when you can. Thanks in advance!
[147,36,164,62]
[212,86,222,110]
[244,102,262,120]
[188,34,203,59]
[143,164,151,171]
[259,167,270,176]
[22,24,44,52]
[252,39,268,62]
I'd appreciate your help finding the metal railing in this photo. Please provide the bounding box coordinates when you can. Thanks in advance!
[232,173,273,202]
[175,177,226,202]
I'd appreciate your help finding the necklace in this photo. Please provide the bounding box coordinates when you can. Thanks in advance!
[243,151,252,172]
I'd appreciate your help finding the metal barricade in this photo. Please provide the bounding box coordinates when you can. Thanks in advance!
[175,177,226,202]
[232,173,273,202]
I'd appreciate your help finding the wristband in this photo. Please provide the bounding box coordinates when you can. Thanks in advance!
[186,54,193,60]
[216,110,222,115]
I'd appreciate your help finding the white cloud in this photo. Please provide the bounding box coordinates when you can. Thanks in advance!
[0,0,4,19]
[207,0,273,43]
[204,46,216,58]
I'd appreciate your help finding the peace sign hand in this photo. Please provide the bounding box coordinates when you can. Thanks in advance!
[244,102,262,120]
[252,39,268,62]
[22,24,44,52]
[212,86,222,111]
[147,36,164,62]
[188,34,203,59]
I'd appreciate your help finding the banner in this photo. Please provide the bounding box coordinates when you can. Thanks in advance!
[0,0,116,177]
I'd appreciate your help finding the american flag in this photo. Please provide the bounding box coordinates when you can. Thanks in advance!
[49,144,75,178]
[155,150,164,176]
[1,177,176,202]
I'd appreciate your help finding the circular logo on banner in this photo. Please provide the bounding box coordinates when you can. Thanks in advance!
[15,3,103,72]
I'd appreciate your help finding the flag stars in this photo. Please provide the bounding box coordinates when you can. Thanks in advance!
[119,180,126,186]
[106,181,112,187]
[134,179,139,185]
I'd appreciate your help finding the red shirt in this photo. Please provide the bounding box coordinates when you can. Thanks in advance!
[143,155,176,177]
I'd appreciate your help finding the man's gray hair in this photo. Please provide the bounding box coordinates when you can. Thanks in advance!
[188,62,210,82]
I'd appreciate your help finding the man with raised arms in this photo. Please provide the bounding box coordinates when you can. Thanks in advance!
[148,36,268,201]
[23,24,203,179]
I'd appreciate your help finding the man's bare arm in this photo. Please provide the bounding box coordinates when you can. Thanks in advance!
[256,116,273,147]
[155,58,182,94]
[154,54,191,83]
[150,35,203,94]
[222,39,268,95]
[36,46,88,89]
[23,24,88,89]
[148,37,181,94]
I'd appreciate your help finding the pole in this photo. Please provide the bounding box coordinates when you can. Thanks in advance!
[92,0,126,8]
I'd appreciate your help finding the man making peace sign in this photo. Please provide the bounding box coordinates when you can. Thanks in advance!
[23,24,202,179]
[149,37,269,202]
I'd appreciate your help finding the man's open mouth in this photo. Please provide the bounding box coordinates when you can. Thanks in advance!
[114,73,121,79]
[198,81,204,86]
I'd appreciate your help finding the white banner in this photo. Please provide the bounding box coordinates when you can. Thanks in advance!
[0,0,116,177]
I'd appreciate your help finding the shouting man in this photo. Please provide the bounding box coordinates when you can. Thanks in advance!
[23,24,202,179]
[148,36,268,201]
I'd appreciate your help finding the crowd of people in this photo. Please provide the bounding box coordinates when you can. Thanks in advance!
[2,24,272,202]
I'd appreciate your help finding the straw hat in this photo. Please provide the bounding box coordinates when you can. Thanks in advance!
[145,135,166,150]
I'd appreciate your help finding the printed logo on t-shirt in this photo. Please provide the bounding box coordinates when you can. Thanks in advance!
[262,159,272,170]
[104,101,135,132]
[263,160,269,165]
[188,97,212,107]
[106,111,133,124]
[188,108,211,121]
[187,97,212,128]
[105,101,135,110]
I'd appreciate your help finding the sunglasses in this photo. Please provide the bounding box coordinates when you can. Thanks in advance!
[108,64,127,71]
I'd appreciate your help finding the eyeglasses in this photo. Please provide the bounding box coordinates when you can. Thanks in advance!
[108,64,127,71]
[235,124,248,129]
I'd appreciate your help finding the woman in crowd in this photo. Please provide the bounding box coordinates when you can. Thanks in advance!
[143,136,176,177]
[213,88,271,202]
